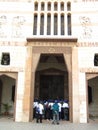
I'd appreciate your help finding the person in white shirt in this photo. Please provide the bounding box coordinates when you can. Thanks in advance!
[36,101,44,123]
[58,102,62,120]
[63,101,69,120]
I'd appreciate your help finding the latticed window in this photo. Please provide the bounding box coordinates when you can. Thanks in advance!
[54,2,58,11]
[47,14,51,35]
[61,14,64,35]
[48,2,51,11]
[61,2,64,11]
[33,14,37,35]
[54,14,58,35]
[40,14,44,35]
[41,2,44,11]
[35,2,38,11]
[67,2,71,11]
[1,52,10,65]
[33,1,72,36]
[67,14,71,35]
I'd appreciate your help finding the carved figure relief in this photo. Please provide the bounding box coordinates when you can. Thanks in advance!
[12,16,25,38]
[79,16,92,39]
[0,15,7,37]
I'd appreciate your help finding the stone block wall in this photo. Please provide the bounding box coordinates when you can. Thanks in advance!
[0,46,26,68]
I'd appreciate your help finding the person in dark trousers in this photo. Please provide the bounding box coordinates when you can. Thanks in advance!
[52,100,59,125]
[35,101,44,123]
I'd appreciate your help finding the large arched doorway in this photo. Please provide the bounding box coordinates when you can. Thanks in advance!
[34,54,68,101]
[0,73,17,120]
[87,73,98,123]
[0,80,3,114]
[39,74,65,100]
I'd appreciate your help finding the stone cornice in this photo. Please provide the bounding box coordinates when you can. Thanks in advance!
[27,37,78,47]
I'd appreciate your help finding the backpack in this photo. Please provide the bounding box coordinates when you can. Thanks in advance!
[36,106,40,114]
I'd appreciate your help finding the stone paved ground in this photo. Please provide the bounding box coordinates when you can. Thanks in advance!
[0,117,98,130]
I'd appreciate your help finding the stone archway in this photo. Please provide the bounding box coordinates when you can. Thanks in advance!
[34,54,68,100]
[87,73,98,123]
[0,79,2,113]
[27,37,77,122]
[0,73,17,119]
[29,46,72,122]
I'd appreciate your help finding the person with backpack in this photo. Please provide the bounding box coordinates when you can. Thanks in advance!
[35,101,44,123]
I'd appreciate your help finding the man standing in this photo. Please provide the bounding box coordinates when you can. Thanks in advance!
[52,100,59,124]
[36,101,44,123]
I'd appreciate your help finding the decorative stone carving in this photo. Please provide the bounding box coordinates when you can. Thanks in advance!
[79,16,92,39]
[12,16,25,38]
[0,15,7,38]
[1,53,10,65]
[48,48,55,53]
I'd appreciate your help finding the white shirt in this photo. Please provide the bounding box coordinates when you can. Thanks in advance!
[38,103,44,114]
[58,103,62,112]
[62,102,69,108]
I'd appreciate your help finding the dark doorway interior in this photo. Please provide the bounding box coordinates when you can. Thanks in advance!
[0,80,2,114]
[39,75,64,100]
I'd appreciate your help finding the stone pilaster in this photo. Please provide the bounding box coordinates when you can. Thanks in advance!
[22,46,33,122]
[79,72,87,123]
[72,47,80,123]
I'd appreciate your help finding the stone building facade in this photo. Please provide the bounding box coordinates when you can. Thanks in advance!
[0,0,98,123]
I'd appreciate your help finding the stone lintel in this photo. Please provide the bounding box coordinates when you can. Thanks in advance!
[27,37,78,43]
[80,67,98,73]
[0,66,23,72]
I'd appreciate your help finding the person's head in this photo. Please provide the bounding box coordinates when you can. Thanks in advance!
[54,100,58,104]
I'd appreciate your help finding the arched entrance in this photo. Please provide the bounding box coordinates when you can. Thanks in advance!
[87,73,98,123]
[27,38,77,122]
[34,54,68,101]
[31,47,72,121]
[0,73,17,120]
[0,80,2,114]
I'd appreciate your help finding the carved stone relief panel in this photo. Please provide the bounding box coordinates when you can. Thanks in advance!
[79,16,92,39]
[0,15,7,38]
[12,16,25,38]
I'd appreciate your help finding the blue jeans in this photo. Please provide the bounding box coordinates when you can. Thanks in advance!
[52,111,59,124]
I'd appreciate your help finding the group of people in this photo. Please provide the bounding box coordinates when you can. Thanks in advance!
[33,99,69,124]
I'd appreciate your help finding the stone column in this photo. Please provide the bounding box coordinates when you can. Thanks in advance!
[72,47,80,123]
[22,46,33,122]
